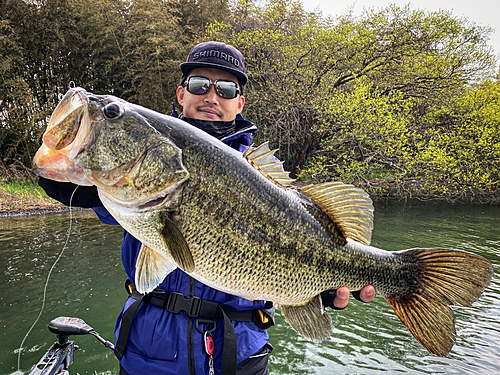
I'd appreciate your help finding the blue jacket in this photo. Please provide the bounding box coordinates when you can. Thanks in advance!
[94,115,269,374]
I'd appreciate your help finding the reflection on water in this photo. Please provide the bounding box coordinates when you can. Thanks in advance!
[0,203,499,374]
[268,202,500,375]
[0,211,124,375]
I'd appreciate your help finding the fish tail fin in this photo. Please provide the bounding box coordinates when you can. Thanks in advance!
[280,295,332,343]
[386,248,493,356]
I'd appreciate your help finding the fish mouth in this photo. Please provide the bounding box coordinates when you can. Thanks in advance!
[32,143,92,185]
[33,88,93,183]
[43,88,89,151]
[99,177,187,212]
[34,87,190,210]
[136,183,183,210]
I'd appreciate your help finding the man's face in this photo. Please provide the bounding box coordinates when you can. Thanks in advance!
[176,68,245,122]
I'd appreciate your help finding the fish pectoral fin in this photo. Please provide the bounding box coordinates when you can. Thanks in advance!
[159,215,195,273]
[279,295,332,343]
[135,243,177,294]
[386,247,493,356]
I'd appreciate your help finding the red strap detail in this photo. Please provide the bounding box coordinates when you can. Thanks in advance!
[205,335,214,356]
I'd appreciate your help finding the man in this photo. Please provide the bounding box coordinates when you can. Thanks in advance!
[39,41,375,374]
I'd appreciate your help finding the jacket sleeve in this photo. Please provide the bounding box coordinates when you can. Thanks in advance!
[38,177,121,225]
[93,206,119,225]
[38,177,103,208]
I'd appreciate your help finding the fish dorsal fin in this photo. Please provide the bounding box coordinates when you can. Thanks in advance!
[243,142,295,187]
[300,182,374,245]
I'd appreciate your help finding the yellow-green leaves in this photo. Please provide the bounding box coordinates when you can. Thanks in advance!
[415,81,500,201]
[2,0,499,202]
[301,78,413,186]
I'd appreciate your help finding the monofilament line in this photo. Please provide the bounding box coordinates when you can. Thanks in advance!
[17,184,81,372]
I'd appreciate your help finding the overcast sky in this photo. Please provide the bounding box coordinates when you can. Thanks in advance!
[301,0,500,58]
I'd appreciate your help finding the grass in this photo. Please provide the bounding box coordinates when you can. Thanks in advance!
[0,177,62,212]
[0,178,45,195]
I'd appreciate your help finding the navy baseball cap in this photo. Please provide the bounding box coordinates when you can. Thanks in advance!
[180,41,248,86]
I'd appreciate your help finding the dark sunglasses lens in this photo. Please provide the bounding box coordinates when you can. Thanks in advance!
[215,81,238,99]
[187,77,210,95]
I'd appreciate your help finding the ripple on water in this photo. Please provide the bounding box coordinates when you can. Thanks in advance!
[2,204,500,374]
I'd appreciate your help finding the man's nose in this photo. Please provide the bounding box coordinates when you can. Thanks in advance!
[203,85,219,104]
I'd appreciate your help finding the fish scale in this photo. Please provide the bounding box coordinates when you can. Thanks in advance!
[33,88,494,356]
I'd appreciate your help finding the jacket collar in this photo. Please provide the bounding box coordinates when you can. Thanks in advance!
[174,111,257,145]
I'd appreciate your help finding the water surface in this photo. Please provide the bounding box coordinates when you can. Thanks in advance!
[0,202,499,374]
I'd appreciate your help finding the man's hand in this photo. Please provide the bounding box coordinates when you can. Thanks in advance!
[333,285,375,309]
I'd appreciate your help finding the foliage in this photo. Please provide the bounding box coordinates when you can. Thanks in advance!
[1,0,129,169]
[300,78,500,202]
[206,2,496,178]
[120,0,190,112]
[413,81,500,202]
[0,0,228,171]
[1,0,499,203]
[300,79,414,182]
[207,0,498,202]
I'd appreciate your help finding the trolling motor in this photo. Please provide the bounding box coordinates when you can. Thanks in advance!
[29,317,115,375]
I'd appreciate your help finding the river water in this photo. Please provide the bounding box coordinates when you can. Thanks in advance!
[0,202,499,374]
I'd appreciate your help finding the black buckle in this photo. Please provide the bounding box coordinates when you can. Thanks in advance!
[166,292,202,317]
[195,318,217,335]
[148,288,167,307]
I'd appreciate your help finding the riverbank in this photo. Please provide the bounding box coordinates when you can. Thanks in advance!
[0,179,91,217]
[0,189,71,217]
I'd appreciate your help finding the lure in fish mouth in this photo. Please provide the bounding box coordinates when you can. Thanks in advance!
[33,88,189,210]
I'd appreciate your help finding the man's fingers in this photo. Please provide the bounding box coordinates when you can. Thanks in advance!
[322,285,375,310]
[333,286,349,309]
[360,285,375,302]
[352,285,376,303]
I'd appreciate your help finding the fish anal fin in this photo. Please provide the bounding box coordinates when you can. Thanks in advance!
[280,295,332,343]
[243,142,295,188]
[159,215,195,272]
[386,247,493,356]
[300,182,374,245]
[135,243,177,294]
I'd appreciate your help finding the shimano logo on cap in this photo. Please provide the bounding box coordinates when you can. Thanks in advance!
[193,50,240,67]
[181,41,248,85]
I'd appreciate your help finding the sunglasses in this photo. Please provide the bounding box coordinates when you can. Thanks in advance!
[183,76,240,99]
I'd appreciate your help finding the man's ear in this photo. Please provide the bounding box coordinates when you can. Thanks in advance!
[176,86,184,106]
[237,95,245,114]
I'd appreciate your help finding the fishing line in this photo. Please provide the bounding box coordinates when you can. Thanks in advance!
[17,182,82,372]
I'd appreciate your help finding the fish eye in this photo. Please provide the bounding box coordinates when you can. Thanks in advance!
[103,103,123,119]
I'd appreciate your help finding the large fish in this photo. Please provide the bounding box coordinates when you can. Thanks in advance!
[33,88,493,356]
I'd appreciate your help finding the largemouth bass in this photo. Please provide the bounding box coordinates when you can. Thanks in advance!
[33,88,493,356]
